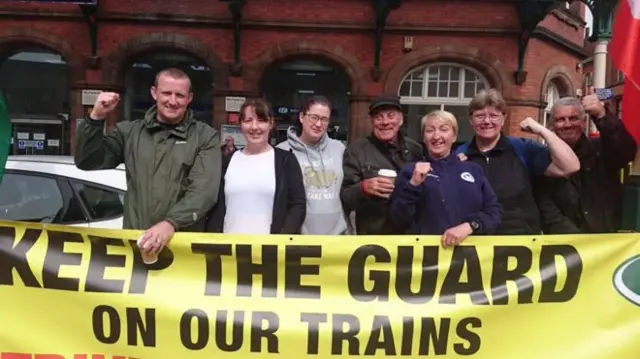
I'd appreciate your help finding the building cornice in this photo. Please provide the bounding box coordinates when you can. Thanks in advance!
[0,10,591,58]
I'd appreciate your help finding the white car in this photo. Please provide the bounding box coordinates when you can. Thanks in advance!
[0,155,127,229]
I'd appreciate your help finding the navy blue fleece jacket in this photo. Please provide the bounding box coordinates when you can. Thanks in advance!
[389,154,502,234]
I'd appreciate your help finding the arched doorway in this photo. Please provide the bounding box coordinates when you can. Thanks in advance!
[398,63,489,144]
[260,57,351,144]
[0,48,70,155]
[123,51,213,124]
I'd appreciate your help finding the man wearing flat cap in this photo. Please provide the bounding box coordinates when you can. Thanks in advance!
[341,95,423,234]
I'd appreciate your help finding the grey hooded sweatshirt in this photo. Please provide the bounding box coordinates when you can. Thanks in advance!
[276,127,349,235]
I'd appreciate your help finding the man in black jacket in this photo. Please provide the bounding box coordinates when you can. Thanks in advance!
[537,90,637,233]
[341,96,423,235]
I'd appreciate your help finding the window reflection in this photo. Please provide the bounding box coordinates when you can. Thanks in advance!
[0,48,70,155]
[261,59,351,144]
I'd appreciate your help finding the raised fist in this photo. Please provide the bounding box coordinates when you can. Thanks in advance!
[582,86,606,119]
[520,117,544,135]
[410,162,432,186]
[90,92,120,120]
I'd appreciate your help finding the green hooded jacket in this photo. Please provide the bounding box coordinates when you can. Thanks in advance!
[74,106,221,231]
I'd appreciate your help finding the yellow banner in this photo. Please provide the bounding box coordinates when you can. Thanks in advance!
[1,220,639,359]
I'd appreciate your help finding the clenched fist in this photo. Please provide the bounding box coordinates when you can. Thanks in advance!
[520,117,545,135]
[90,92,120,120]
[410,162,432,186]
[582,86,606,119]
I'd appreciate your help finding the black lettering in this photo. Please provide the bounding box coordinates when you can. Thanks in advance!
[491,246,534,305]
[128,240,173,294]
[347,245,391,302]
[215,310,244,351]
[454,317,482,355]
[400,316,414,356]
[180,309,209,350]
[331,314,360,355]
[284,245,322,299]
[43,231,83,291]
[0,226,41,287]
[92,305,121,344]
[85,236,126,293]
[539,245,583,303]
[192,243,233,296]
[439,246,488,305]
[237,245,278,297]
[126,307,156,347]
[396,246,439,304]
[364,315,396,355]
[250,311,280,353]
[418,317,450,355]
[301,313,328,355]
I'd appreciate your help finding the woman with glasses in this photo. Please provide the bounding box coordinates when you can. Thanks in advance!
[390,110,502,247]
[276,96,350,235]
[454,89,579,235]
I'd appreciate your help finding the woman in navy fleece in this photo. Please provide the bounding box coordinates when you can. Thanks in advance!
[390,110,502,247]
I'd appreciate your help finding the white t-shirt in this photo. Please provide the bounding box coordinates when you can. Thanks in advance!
[223,149,276,234]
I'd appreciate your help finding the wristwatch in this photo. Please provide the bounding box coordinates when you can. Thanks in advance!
[469,221,480,233]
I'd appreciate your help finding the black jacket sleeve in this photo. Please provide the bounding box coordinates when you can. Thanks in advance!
[532,176,580,234]
[596,112,637,172]
[281,152,307,234]
[340,145,366,212]
[204,153,233,233]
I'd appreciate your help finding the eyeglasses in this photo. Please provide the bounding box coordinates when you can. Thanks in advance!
[305,114,330,124]
[471,112,502,121]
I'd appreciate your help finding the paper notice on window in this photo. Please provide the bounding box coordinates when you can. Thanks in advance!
[47,139,60,147]
[17,132,29,140]
[34,133,46,140]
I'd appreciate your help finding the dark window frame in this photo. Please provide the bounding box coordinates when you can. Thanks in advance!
[1,169,88,225]
[67,178,126,223]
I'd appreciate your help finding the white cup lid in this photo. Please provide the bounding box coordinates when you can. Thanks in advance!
[378,169,397,177]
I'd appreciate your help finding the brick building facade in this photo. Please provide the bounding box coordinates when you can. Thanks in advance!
[0,0,590,155]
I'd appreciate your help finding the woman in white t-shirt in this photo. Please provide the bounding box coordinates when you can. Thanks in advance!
[206,99,306,234]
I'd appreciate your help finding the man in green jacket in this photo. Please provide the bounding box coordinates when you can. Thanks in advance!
[75,68,221,255]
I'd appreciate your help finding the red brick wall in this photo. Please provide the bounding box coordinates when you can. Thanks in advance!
[0,0,589,146]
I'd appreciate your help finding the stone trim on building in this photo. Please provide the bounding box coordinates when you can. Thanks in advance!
[244,39,368,97]
[101,32,229,91]
[382,44,513,98]
[540,64,576,99]
[0,27,84,84]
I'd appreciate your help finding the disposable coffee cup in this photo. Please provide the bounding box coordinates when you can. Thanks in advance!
[378,169,397,179]
[137,235,158,265]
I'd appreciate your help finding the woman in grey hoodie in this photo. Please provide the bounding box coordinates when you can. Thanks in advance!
[276,96,350,235]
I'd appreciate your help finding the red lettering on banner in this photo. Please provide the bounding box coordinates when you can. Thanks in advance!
[2,354,32,359]
[1,354,135,359]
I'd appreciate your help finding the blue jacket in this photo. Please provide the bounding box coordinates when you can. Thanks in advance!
[389,154,502,235]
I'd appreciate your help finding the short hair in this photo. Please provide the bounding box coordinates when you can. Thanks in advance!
[468,88,507,115]
[549,97,586,122]
[239,98,274,122]
[154,67,192,91]
[421,110,459,135]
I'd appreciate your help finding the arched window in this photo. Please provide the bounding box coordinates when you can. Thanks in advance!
[398,63,489,142]
[543,83,560,128]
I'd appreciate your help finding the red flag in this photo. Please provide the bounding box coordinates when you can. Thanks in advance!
[610,0,640,142]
